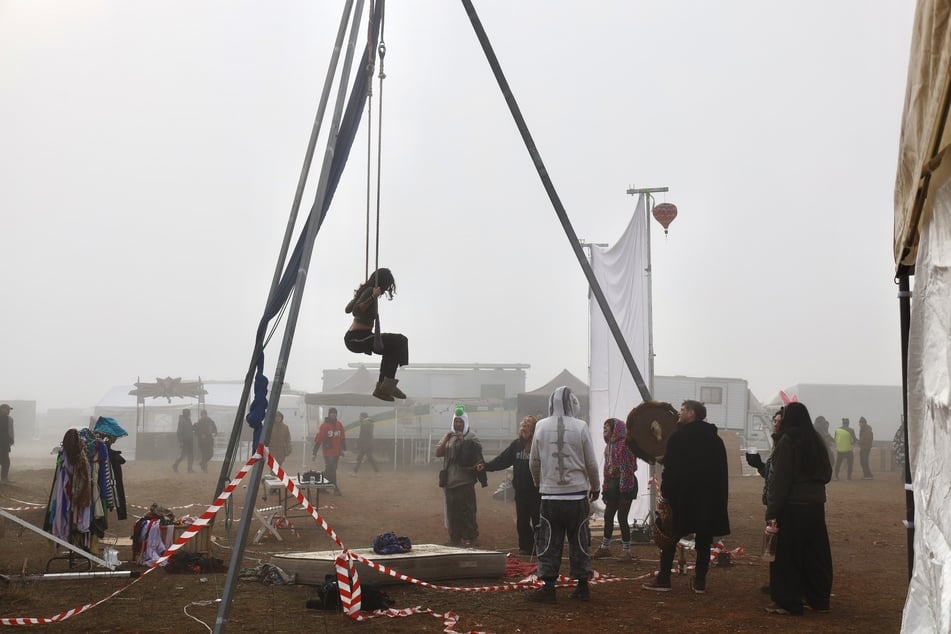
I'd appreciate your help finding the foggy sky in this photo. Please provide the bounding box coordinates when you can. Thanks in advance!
[0,2,914,412]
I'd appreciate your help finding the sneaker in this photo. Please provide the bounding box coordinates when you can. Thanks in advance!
[617,550,633,561]
[570,583,590,601]
[690,577,706,594]
[803,603,830,614]
[525,586,556,604]
[765,603,801,616]
[591,546,612,559]
[642,579,672,592]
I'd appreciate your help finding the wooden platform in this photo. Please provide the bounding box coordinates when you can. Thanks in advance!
[271,543,506,586]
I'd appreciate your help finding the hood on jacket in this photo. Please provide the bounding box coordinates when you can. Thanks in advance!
[606,417,626,443]
[548,386,581,419]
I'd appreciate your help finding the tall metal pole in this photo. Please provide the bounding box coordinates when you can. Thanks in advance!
[214,0,358,507]
[626,186,667,535]
[626,186,667,396]
[460,0,651,402]
[898,274,914,580]
[213,2,368,631]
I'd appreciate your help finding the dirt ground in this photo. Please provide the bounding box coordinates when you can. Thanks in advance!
[0,450,908,633]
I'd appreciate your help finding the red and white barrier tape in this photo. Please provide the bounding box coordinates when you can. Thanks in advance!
[0,447,264,626]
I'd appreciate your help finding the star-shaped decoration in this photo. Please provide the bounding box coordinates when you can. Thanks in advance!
[129,377,207,403]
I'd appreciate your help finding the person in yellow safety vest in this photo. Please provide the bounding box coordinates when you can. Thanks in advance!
[833,418,858,481]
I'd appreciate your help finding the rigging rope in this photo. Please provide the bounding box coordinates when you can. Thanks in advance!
[362,0,387,288]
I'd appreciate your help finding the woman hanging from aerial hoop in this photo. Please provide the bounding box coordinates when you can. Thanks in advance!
[345,267,409,401]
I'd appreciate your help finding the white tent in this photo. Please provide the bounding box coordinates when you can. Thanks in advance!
[895,2,951,631]
[94,381,305,460]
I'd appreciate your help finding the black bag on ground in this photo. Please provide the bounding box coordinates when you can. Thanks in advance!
[306,574,395,612]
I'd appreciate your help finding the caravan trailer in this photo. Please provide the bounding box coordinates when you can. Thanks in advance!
[653,375,772,454]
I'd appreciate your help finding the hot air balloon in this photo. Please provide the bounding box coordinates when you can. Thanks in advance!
[652,202,678,235]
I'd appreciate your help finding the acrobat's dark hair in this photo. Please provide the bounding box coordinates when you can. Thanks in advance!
[354,268,396,300]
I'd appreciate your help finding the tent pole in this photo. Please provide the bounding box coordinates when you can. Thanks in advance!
[459,0,650,402]
[898,274,914,580]
[213,2,367,631]
[213,0,359,506]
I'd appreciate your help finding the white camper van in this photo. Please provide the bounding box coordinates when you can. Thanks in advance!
[654,375,772,454]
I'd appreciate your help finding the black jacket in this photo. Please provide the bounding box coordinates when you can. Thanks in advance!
[765,427,832,520]
[483,437,538,499]
[660,420,731,537]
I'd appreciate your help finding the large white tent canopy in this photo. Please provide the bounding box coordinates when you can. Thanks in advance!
[895,1,951,631]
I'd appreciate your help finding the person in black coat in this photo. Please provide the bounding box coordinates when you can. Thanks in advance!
[478,415,540,555]
[746,407,783,593]
[643,400,730,594]
[764,401,833,616]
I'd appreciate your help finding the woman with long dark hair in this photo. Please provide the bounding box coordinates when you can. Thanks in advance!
[344,268,409,401]
[764,401,833,615]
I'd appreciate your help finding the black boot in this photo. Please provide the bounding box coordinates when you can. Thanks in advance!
[570,580,590,601]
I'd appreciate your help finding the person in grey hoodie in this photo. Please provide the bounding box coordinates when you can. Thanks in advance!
[527,386,600,603]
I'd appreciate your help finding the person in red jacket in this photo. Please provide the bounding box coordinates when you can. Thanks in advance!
[312,408,346,496]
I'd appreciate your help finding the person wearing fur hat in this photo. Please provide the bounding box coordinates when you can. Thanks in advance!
[344,268,409,402]
[436,407,485,548]
[592,417,638,561]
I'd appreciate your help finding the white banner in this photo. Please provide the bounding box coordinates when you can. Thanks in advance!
[588,193,652,525]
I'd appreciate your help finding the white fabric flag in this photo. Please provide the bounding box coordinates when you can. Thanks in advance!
[589,193,652,525]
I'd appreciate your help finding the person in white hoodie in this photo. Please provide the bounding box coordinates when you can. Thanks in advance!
[527,386,600,603]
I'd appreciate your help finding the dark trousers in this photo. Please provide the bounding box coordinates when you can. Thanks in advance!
[445,485,479,543]
[834,450,853,480]
[769,502,833,614]
[173,442,194,472]
[323,454,341,490]
[354,448,378,472]
[859,447,873,478]
[344,330,409,381]
[536,498,592,581]
[658,533,713,583]
[198,439,214,471]
[515,493,541,553]
[0,449,9,481]
[602,493,634,543]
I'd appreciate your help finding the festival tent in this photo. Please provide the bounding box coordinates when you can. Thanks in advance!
[894,2,951,630]
[516,369,589,421]
[93,382,304,460]
[303,365,384,409]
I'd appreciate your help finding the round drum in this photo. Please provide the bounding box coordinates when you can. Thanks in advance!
[625,401,678,464]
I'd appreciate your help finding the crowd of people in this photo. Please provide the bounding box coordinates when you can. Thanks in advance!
[154,370,861,615]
